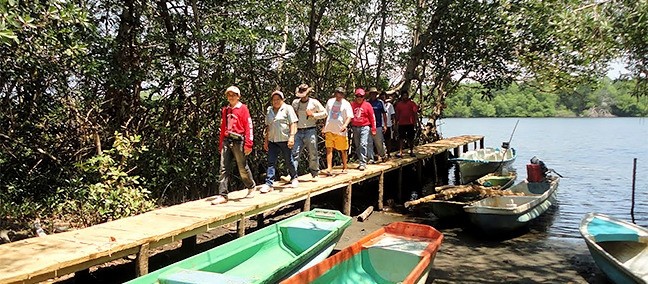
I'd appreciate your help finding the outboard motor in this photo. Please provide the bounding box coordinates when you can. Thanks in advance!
[501,142,510,149]
[527,156,548,182]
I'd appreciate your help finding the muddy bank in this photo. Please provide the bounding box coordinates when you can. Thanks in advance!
[337,210,609,284]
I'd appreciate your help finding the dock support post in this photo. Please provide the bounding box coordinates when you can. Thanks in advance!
[303,192,311,211]
[432,154,438,184]
[378,171,384,210]
[135,243,149,276]
[181,235,197,253]
[343,183,352,215]
[237,215,246,237]
[473,141,477,150]
[398,167,403,201]
[462,144,469,153]
[453,147,459,158]
[479,137,484,149]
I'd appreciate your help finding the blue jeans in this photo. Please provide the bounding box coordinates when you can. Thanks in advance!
[266,141,298,186]
[367,126,386,160]
[352,126,370,167]
[219,139,256,195]
[292,127,320,177]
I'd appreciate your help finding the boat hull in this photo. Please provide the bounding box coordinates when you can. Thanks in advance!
[281,222,444,284]
[424,200,469,219]
[464,177,559,233]
[453,148,516,184]
[579,213,648,284]
[126,209,352,284]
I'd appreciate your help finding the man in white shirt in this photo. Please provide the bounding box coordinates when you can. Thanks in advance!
[322,87,354,174]
[291,84,327,179]
[380,91,396,156]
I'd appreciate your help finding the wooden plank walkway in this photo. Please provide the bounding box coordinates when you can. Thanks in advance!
[0,135,483,284]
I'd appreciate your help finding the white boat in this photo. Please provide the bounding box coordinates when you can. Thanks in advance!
[579,213,648,284]
[463,176,559,232]
[451,147,516,184]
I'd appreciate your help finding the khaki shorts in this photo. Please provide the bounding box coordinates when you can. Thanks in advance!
[325,132,349,151]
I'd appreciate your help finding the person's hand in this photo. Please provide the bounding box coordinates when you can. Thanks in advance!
[340,125,347,133]
[244,148,252,155]
[382,127,387,133]
[306,109,313,117]
[263,140,269,151]
[371,129,377,136]
[288,136,295,148]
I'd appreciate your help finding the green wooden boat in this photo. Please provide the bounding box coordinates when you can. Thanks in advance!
[281,222,444,284]
[126,209,352,284]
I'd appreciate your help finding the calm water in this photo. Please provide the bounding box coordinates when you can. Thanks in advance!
[437,118,648,239]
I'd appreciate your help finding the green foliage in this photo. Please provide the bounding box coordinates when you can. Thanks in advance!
[67,132,154,225]
[442,79,647,117]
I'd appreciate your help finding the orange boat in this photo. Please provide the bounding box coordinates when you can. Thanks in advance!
[281,222,444,284]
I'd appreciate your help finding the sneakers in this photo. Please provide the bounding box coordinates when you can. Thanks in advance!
[259,184,273,193]
[291,179,299,188]
[245,186,256,198]
[358,165,366,171]
[368,160,375,164]
[395,153,403,158]
[210,195,228,205]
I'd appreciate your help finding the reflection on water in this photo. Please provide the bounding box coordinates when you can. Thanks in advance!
[438,118,648,239]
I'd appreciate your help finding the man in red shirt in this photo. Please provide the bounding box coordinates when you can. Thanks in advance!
[394,89,419,157]
[350,88,376,171]
[212,86,256,205]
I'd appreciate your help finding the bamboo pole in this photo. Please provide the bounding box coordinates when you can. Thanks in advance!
[631,158,637,224]
[378,171,384,210]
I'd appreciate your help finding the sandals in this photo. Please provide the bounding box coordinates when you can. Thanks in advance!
[210,195,228,205]
[321,170,333,177]
[245,187,256,198]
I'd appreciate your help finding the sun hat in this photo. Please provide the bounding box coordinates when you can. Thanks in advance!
[271,90,285,99]
[225,86,241,95]
[334,87,345,94]
[295,84,313,98]
[354,88,365,97]
[368,87,379,94]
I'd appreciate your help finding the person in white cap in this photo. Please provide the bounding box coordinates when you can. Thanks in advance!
[291,84,326,179]
[212,86,256,205]
[261,90,299,193]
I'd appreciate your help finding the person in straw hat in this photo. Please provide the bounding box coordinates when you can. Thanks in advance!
[212,86,256,205]
[291,84,327,180]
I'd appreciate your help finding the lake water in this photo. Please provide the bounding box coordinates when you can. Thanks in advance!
[437,117,648,239]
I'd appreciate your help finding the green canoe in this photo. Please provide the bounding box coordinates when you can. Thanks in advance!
[126,209,352,284]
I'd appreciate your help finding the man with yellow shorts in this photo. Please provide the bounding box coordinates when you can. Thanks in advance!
[322,87,354,174]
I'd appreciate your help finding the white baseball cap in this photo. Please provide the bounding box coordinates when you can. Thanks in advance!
[225,86,241,95]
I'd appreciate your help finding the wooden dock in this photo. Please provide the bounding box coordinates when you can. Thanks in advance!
[0,135,483,284]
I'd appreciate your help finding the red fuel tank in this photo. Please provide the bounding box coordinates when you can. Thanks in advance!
[527,164,544,182]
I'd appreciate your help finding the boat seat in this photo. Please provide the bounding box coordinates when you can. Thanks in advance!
[158,269,253,284]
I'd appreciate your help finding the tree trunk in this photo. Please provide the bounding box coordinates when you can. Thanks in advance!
[375,0,387,86]
[105,0,143,130]
[401,0,450,93]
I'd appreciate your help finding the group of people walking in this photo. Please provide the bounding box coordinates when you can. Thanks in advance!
[211,84,419,205]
